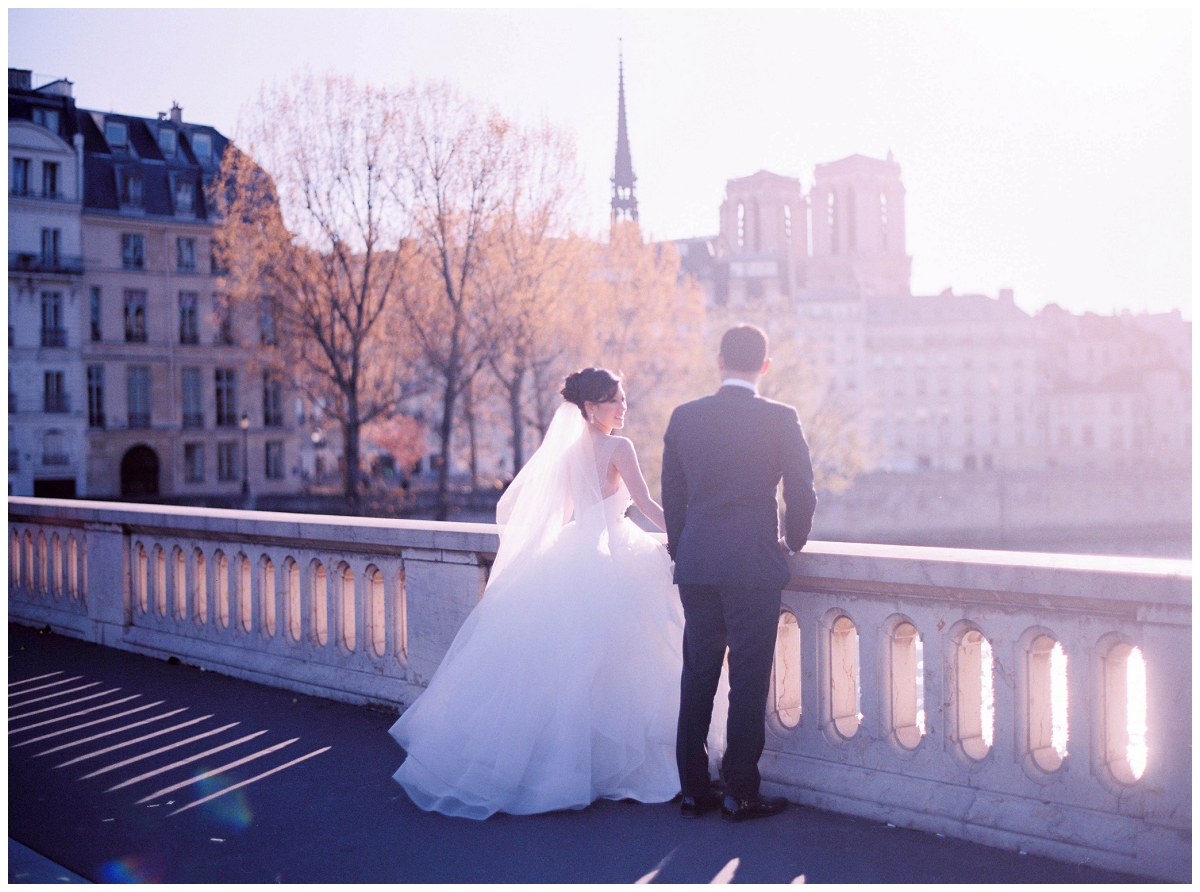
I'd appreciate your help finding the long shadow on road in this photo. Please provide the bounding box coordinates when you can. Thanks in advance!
[7,623,1140,884]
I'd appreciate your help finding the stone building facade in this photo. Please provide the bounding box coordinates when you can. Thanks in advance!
[8,69,303,501]
[677,152,1190,476]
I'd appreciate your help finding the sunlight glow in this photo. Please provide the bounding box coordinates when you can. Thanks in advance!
[1127,647,1147,780]
[1050,642,1068,758]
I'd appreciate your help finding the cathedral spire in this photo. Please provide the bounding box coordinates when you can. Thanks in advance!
[611,43,638,225]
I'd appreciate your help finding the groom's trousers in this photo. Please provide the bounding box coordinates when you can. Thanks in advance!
[676,583,782,800]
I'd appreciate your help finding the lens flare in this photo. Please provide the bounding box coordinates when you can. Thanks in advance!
[192,771,254,830]
[100,854,165,883]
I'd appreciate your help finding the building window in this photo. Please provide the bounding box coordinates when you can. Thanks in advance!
[191,132,212,162]
[42,162,59,199]
[89,287,102,342]
[880,192,889,249]
[11,157,30,195]
[174,179,194,214]
[40,292,66,347]
[40,228,61,266]
[87,365,106,429]
[119,171,143,207]
[105,120,128,148]
[177,238,197,273]
[42,430,68,466]
[124,290,148,342]
[736,203,745,249]
[179,292,199,344]
[127,366,151,428]
[846,187,856,251]
[217,441,238,481]
[260,298,277,345]
[158,128,177,157]
[784,204,792,243]
[827,191,838,254]
[182,367,203,428]
[214,293,234,345]
[265,441,284,479]
[263,375,283,427]
[32,107,60,133]
[121,233,145,270]
[44,371,68,413]
[215,368,237,427]
[184,443,205,482]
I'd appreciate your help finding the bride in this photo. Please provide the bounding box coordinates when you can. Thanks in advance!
[389,368,717,819]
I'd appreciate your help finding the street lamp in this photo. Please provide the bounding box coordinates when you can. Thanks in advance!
[311,428,324,481]
[239,413,251,497]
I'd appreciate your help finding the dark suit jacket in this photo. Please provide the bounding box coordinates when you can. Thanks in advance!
[662,385,817,591]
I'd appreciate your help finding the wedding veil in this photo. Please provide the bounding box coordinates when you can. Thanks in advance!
[489,402,606,587]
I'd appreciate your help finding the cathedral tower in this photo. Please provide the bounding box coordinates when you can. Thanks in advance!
[610,47,638,225]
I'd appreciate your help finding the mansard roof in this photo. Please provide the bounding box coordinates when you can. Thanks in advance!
[74,107,228,218]
[865,291,1032,325]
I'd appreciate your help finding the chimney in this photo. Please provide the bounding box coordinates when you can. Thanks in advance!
[9,68,32,91]
[170,102,183,125]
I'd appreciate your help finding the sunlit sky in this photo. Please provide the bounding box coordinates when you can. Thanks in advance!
[8,8,1192,319]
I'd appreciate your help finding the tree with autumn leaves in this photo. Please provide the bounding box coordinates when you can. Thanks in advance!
[213,70,865,518]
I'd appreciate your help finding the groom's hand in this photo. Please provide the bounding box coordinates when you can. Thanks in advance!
[778,537,795,557]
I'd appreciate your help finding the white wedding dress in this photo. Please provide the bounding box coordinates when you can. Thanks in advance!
[389,404,723,819]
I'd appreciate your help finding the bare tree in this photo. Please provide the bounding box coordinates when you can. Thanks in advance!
[393,82,515,519]
[477,122,586,474]
[213,71,417,508]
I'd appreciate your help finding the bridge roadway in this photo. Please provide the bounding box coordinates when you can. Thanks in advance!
[7,623,1141,884]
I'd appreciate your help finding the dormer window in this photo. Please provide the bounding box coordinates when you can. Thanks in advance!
[191,132,212,162]
[105,120,128,150]
[158,128,177,157]
[119,170,143,207]
[174,178,194,214]
[32,107,60,134]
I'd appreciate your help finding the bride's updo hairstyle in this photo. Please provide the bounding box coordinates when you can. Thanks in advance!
[561,368,621,419]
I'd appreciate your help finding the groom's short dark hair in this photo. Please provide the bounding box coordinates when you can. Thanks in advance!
[720,324,768,373]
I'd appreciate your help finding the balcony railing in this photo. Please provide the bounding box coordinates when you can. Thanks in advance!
[41,453,69,466]
[4,498,1190,882]
[127,412,151,429]
[40,328,67,348]
[43,393,69,413]
[8,251,84,275]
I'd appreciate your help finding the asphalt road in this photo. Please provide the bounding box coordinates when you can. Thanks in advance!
[7,623,1143,884]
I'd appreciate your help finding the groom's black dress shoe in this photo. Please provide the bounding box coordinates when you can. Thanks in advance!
[679,791,723,818]
[720,794,788,823]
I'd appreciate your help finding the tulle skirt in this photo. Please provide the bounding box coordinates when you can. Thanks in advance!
[389,512,693,819]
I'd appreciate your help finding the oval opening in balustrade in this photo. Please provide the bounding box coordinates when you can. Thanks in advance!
[51,533,63,598]
[773,610,801,729]
[23,531,34,591]
[36,531,48,594]
[284,558,301,643]
[311,561,328,646]
[956,628,995,761]
[11,530,20,589]
[366,565,385,657]
[261,555,276,638]
[193,549,208,625]
[134,542,148,613]
[153,545,167,617]
[338,562,356,652]
[1028,634,1069,772]
[237,554,252,633]
[394,566,408,662]
[172,547,187,620]
[829,615,861,739]
[214,550,230,628]
[67,535,79,600]
[890,620,925,750]
[1103,641,1148,784]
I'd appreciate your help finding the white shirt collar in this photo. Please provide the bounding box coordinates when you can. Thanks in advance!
[720,377,758,394]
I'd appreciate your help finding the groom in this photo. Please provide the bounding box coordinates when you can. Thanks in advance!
[662,323,817,822]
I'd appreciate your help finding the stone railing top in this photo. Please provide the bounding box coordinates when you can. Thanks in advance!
[9,496,1191,612]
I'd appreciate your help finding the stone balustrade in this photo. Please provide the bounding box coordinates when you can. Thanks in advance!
[8,497,1190,881]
